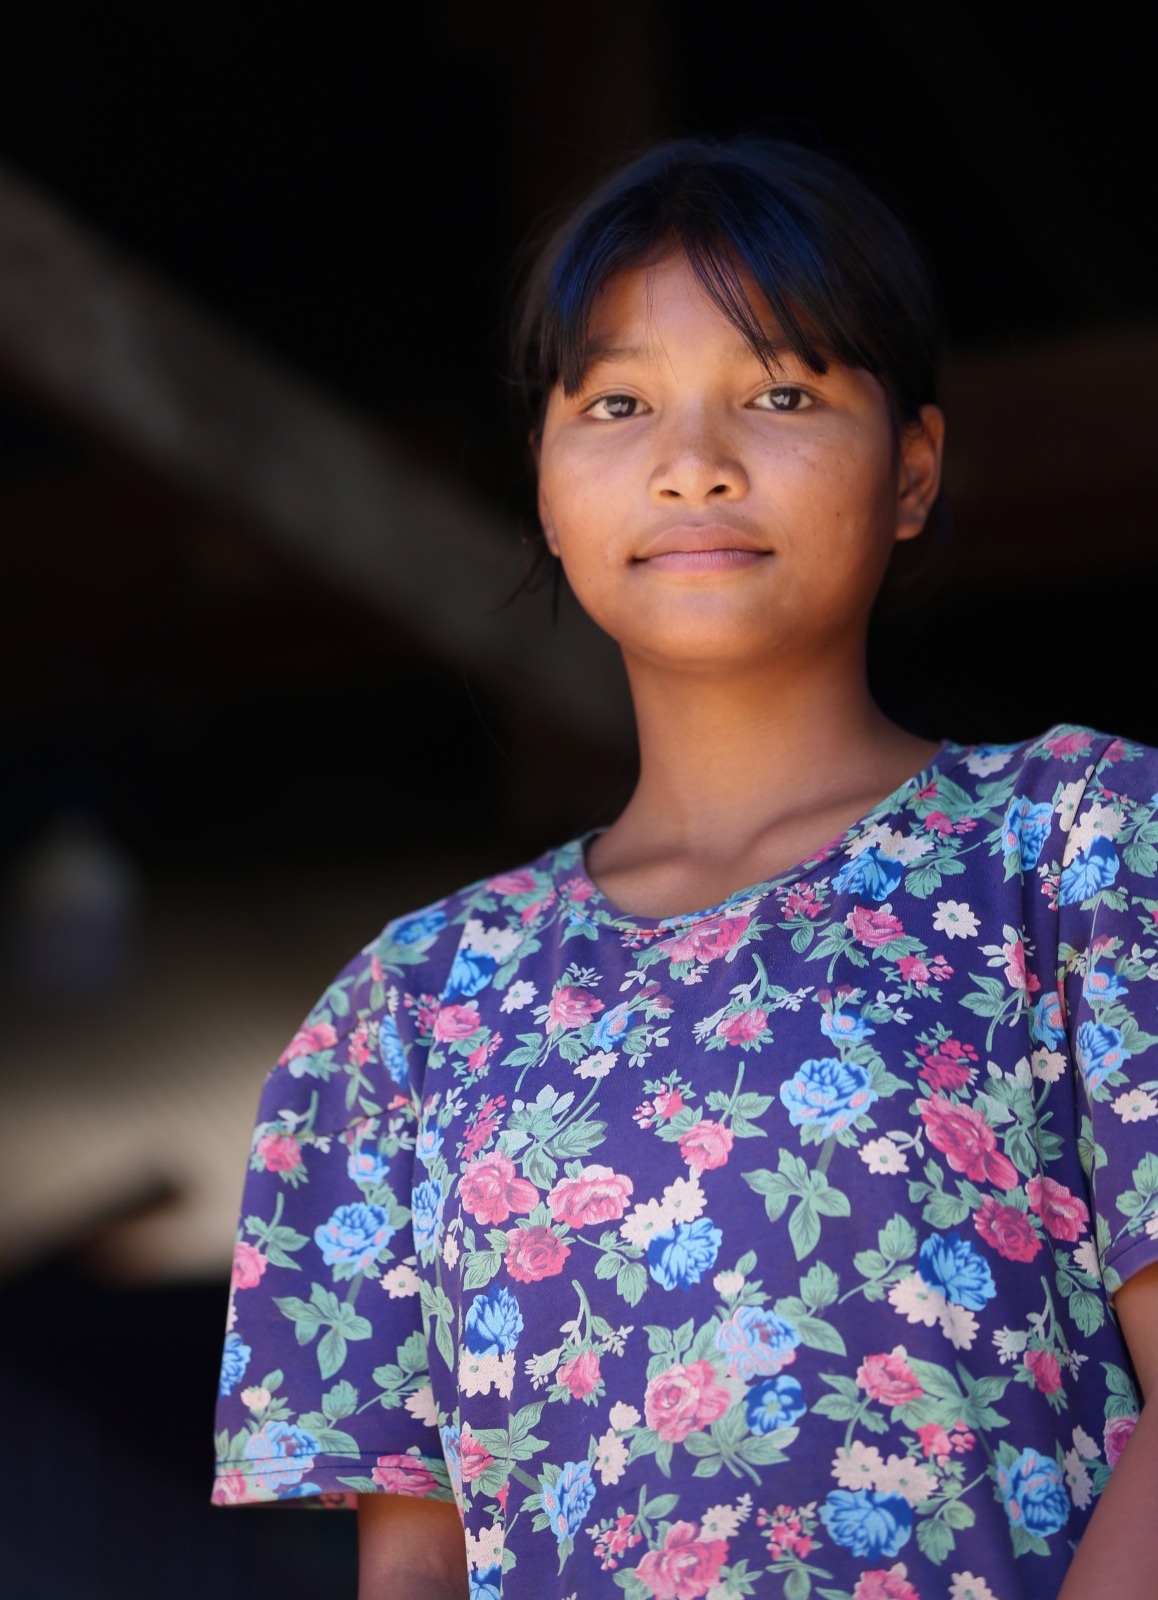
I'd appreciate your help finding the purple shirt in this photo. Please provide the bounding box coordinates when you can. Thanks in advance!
[215,726,1158,1600]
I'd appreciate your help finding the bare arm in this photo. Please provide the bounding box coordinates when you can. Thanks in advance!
[1057,1260,1158,1599]
[357,1494,468,1600]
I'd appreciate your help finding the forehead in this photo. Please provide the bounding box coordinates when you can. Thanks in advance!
[582,252,782,366]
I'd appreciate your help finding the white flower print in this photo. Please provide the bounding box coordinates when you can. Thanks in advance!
[831,1441,885,1489]
[992,1327,1028,1363]
[949,1575,999,1600]
[442,1232,461,1269]
[859,1136,909,1174]
[1113,1087,1158,1122]
[1073,1239,1102,1278]
[889,1271,947,1327]
[404,1384,438,1426]
[465,1524,505,1570]
[607,1402,640,1432]
[932,900,980,939]
[459,1351,515,1398]
[1031,1048,1066,1083]
[964,748,1015,775]
[594,1429,629,1486]
[241,1386,270,1412]
[938,1300,979,1351]
[1065,801,1124,862]
[1055,776,1089,831]
[463,919,523,961]
[662,1173,706,1221]
[1071,1425,1099,1460]
[619,1197,675,1247]
[1063,1448,1093,1509]
[575,1049,618,1080]
[873,1454,939,1506]
[699,1496,751,1540]
[381,1262,421,1297]
[713,1270,744,1297]
[500,979,537,1012]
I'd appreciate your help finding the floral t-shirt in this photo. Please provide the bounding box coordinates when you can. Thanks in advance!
[214,726,1158,1600]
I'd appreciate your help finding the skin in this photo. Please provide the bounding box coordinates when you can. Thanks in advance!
[359,253,1158,1594]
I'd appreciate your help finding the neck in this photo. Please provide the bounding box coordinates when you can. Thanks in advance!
[611,643,934,864]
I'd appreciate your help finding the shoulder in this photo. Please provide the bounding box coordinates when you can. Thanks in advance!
[943,725,1158,805]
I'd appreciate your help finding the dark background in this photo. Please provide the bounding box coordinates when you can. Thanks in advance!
[0,3,1154,1594]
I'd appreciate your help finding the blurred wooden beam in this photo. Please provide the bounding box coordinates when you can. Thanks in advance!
[0,163,630,739]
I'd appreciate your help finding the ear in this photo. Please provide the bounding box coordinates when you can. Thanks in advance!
[895,404,945,543]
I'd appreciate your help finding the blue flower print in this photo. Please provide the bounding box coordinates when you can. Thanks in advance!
[447,946,497,998]
[1030,990,1066,1049]
[647,1218,722,1289]
[1075,1021,1131,1091]
[716,1305,802,1380]
[997,1448,1070,1539]
[464,1284,524,1355]
[1084,965,1127,1004]
[918,1231,997,1309]
[314,1202,394,1271]
[1058,836,1120,905]
[833,847,904,902]
[346,1146,388,1186]
[415,1125,444,1167]
[1001,797,1054,872]
[391,907,447,946]
[411,1179,446,1253]
[745,1374,806,1433]
[588,1001,638,1050]
[469,1566,503,1600]
[219,1331,252,1397]
[820,1491,912,1560]
[379,1014,408,1086]
[780,1058,878,1138]
[820,1008,875,1046]
[540,1460,596,1543]
[440,1423,464,1499]
[243,1420,320,1492]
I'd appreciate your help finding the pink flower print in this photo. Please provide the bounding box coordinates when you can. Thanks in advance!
[459,1152,538,1225]
[677,1120,734,1173]
[545,984,604,1031]
[916,1423,952,1461]
[1001,938,1040,995]
[652,1086,684,1120]
[1023,1348,1063,1394]
[919,1096,1018,1189]
[657,914,751,965]
[370,1454,441,1495]
[1044,730,1094,758]
[782,883,823,919]
[643,1360,731,1443]
[974,1197,1042,1262]
[1026,1175,1089,1241]
[433,1003,482,1042]
[1105,1413,1138,1468]
[278,1020,337,1065]
[852,1567,920,1600]
[231,1240,268,1291]
[715,1007,768,1046]
[846,906,904,947]
[487,870,538,895]
[633,1521,728,1600]
[556,1349,601,1399]
[254,1132,302,1173]
[856,1347,924,1405]
[896,955,930,987]
[503,1224,571,1282]
[916,1037,978,1092]
[458,1425,495,1483]
[547,1165,634,1228]
[923,811,953,836]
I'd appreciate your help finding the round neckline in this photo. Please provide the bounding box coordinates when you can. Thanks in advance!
[559,738,969,934]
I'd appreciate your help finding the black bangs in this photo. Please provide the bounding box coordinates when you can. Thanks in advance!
[511,136,943,435]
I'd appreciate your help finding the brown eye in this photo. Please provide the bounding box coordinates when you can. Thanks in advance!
[588,394,643,420]
[753,386,813,412]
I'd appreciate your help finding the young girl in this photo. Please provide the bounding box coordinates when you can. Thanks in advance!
[213,139,1158,1600]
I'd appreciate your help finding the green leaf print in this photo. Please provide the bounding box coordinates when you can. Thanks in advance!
[916,1517,955,1564]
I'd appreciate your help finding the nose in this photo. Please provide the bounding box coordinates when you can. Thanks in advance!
[648,408,748,504]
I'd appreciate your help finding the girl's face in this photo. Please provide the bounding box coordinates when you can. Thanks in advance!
[536,251,942,678]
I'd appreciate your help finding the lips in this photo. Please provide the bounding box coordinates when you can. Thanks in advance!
[635,521,769,572]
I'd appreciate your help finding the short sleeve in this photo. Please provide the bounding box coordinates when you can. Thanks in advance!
[1057,738,1158,1294]
[213,900,462,1505]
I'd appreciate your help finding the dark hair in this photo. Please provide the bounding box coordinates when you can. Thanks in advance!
[510,135,950,612]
